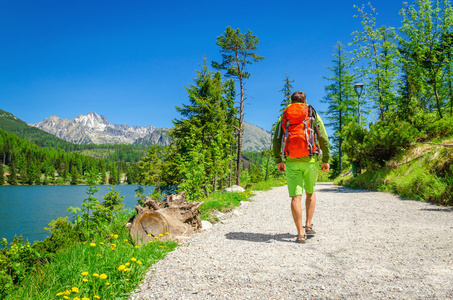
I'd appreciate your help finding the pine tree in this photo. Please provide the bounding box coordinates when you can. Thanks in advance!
[0,163,4,185]
[322,42,357,173]
[170,59,238,199]
[71,167,78,185]
[279,74,294,112]
[8,156,18,185]
[212,26,264,185]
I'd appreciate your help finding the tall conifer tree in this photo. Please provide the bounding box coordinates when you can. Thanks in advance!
[322,42,357,173]
[212,26,264,185]
[279,74,294,112]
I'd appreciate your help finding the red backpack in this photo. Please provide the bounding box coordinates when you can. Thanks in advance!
[280,103,320,159]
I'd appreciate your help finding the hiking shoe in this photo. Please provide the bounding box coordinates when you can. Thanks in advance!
[304,225,316,236]
[296,234,307,244]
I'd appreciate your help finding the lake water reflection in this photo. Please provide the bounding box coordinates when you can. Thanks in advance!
[0,185,149,244]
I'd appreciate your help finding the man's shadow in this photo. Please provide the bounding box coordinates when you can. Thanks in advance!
[225,232,313,243]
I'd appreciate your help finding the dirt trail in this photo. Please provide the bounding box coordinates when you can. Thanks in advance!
[130,183,453,299]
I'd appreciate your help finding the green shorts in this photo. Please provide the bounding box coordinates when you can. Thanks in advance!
[286,161,318,196]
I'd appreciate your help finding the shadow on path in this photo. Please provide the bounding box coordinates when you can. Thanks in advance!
[225,232,312,243]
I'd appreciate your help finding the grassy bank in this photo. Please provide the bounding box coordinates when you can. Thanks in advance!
[336,138,453,206]
[1,178,287,299]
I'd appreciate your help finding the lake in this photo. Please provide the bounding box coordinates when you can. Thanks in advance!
[0,185,151,244]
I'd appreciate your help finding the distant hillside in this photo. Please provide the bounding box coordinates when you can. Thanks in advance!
[0,109,76,149]
[30,112,157,145]
[31,112,272,151]
[243,122,271,152]
[134,128,171,146]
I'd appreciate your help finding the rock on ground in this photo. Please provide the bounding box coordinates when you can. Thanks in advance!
[129,183,453,299]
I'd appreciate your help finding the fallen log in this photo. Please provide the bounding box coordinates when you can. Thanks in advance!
[128,191,204,245]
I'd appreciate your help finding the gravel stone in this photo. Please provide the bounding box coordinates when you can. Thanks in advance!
[129,183,453,299]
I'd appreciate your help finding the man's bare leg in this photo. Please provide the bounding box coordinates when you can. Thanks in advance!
[291,195,304,241]
[305,191,316,227]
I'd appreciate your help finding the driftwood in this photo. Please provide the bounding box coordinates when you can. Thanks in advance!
[128,191,204,245]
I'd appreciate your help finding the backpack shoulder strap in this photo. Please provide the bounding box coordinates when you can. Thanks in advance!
[308,105,321,137]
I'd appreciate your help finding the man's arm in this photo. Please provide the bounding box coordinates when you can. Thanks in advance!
[272,117,283,164]
[315,113,331,165]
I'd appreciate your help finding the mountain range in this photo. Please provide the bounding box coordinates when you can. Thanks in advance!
[29,112,271,151]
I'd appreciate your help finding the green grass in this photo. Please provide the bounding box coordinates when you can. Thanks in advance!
[246,177,287,191]
[1,211,177,300]
[1,177,288,299]
[336,138,453,205]
[198,190,254,222]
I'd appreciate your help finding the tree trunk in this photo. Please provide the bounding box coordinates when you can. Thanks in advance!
[236,78,244,185]
[433,82,443,119]
[128,191,204,245]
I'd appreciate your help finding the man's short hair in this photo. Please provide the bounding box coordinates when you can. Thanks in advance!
[291,91,306,103]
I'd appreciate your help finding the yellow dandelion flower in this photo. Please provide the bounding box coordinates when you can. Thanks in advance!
[100,242,104,245]
[125,278,130,281]
[114,234,118,239]
[64,290,71,295]
[82,298,90,300]
[89,243,96,247]
[94,296,100,299]
[130,257,137,262]
[105,282,110,286]
[93,273,99,277]
[125,262,131,266]
[100,274,107,279]
[124,239,128,242]
[82,278,88,283]
[159,233,163,237]
[71,287,79,293]
[135,245,140,248]
[110,233,114,237]
[118,265,126,271]
[97,254,102,257]
[137,260,142,265]
[81,271,89,276]
[154,236,158,239]
[56,292,64,296]
[165,232,170,235]
[63,296,69,300]
[147,234,151,237]
[124,268,130,272]
[74,298,81,300]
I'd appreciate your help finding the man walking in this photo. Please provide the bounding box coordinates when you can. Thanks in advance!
[273,91,330,243]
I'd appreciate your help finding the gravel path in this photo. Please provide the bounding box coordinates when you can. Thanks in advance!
[129,183,453,299]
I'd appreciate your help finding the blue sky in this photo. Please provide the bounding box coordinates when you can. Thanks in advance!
[1,0,405,136]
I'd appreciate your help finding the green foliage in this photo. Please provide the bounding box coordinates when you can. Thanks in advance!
[0,128,137,186]
[399,0,453,119]
[198,191,253,222]
[99,186,126,222]
[322,41,357,174]
[134,185,146,206]
[351,3,400,120]
[338,117,453,205]
[343,116,419,170]
[0,164,4,185]
[212,26,264,185]
[279,74,294,112]
[169,59,238,199]
[0,236,40,297]
[1,211,177,300]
